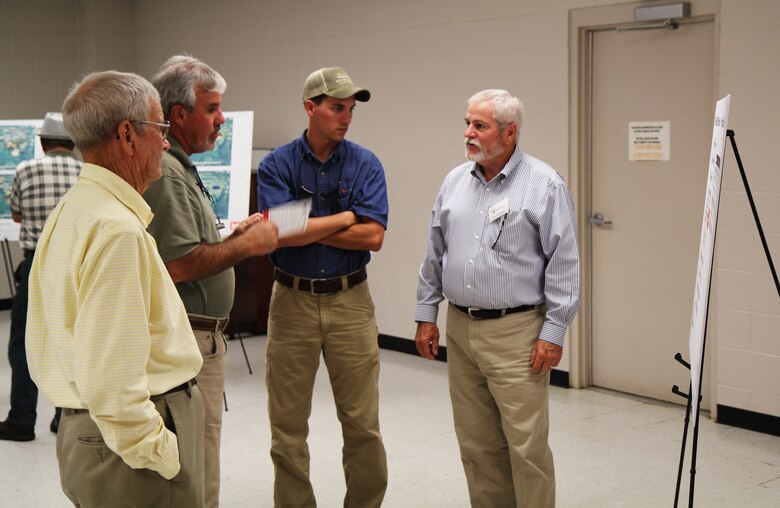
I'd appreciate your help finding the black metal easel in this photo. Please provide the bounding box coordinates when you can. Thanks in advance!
[1,238,15,298]
[222,326,254,413]
[672,129,779,507]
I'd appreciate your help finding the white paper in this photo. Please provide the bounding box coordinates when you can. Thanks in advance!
[265,198,312,238]
[488,198,509,222]
[688,95,730,417]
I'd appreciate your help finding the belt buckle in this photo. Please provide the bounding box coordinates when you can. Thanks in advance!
[310,278,327,295]
[467,307,481,319]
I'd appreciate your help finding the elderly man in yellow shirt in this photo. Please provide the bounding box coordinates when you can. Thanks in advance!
[26,71,206,507]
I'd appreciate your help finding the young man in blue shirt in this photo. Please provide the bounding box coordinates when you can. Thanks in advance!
[257,66,389,508]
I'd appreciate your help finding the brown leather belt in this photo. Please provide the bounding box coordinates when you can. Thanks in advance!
[188,314,229,332]
[453,303,540,320]
[274,267,367,295]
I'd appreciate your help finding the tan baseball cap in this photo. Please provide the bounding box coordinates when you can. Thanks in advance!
[301,67,370,103]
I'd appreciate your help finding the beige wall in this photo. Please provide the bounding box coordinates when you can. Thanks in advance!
[1,0,778,419]
[0,0,135,117]
[715,0,780,418]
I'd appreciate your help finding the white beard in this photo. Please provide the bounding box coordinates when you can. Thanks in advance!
[465,138,505,163]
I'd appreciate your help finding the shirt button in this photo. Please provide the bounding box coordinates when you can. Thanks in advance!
[320,268,326,274]
[479,210,484,214]
[474,235,478,239]
[321,171,326,176]
[467,284,472,289]
[486,189,491,192]
[469,259,474,263]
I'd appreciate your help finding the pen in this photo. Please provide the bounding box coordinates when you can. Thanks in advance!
[491,213,508,249]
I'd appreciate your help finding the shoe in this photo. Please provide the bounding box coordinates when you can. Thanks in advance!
[0,419,35,442]
[50,415,59,434]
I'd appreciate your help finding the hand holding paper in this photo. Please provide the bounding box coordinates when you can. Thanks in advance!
[262,198,312,238]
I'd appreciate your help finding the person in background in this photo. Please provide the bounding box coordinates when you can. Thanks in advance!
[144,54,278,508]
[0,112,81,442]
[415,89,580,507]
[27,70,206,506]
[257,66,389,507]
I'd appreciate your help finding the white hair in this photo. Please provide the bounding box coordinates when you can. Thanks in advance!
[151,55,227,119]
[467,89,524,141]
[62,71,160,150]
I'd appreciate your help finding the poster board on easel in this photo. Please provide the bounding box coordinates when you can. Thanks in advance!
[0,119,44,241]
[190,111,253,236]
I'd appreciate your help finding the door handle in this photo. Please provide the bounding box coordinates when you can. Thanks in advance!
[590,212,613,227]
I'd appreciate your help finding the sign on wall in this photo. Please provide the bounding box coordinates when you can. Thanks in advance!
[628,121,670,161]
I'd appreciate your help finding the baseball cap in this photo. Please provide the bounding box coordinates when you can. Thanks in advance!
[36,112,72,140]
[301,67,370,103]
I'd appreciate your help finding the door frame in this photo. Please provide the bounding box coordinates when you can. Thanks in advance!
[567,1,720,390]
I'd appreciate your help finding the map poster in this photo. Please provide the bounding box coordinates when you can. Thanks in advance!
[190,111,253,236]
[688,95,730,417]
[0,119,44,240]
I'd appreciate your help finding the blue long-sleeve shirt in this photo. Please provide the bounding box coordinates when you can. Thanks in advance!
[257,131,389,278]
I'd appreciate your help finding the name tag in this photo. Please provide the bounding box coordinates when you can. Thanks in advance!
[488,198,509,222]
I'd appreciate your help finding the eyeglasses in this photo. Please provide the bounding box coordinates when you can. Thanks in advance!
[131,120,170,139]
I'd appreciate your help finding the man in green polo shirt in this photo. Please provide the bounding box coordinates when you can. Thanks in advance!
[143,55,278,508]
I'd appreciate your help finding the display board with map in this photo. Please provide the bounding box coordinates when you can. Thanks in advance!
[0,113,253,240]
[190,111,253,235]
[0,119,44,240]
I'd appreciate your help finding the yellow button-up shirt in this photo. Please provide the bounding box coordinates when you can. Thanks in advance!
[26,163,203,480]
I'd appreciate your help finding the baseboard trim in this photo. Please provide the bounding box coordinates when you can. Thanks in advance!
[378,334,569,388]
[717,404,780,437]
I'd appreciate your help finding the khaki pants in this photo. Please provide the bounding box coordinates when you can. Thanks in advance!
[266,280,388,508]
[57,386,205,508]
[192,324,228,508]
[447,304,555,508]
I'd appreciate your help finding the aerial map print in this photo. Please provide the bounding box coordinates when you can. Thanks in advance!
[0,125,36,169]
[191,117,233,167]
[198,170,230,221]
[0,174,15,219]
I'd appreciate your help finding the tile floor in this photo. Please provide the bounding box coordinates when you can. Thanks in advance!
[0,310,778,507]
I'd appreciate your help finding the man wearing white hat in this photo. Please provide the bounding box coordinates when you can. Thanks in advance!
[0,112,81,442]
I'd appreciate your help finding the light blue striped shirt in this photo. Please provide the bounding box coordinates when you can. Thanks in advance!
[416,146,580,346]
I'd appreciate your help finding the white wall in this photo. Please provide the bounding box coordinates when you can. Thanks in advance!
[1,0,779,419]
[714,0,780,418]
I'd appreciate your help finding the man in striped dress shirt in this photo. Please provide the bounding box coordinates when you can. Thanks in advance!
[415,89,580,508]
[0,113,81,442]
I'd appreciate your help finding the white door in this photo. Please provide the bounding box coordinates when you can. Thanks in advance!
[590,19,715,406]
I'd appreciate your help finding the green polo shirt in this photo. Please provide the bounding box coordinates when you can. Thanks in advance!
[143,136,234,317]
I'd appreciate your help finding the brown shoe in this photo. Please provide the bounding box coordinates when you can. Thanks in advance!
[0,419,35,442]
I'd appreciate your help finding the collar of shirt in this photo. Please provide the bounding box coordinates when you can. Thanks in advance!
[79,163,153,227]
[45,148,79,160]
[298,130,345,165]
[165,135,195,171]
[469,144,524,186]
